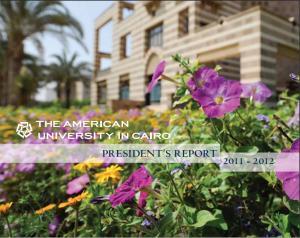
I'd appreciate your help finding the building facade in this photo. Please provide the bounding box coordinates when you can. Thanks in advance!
[92,1,299,111]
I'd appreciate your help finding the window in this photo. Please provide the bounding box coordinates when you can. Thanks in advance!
[119,2,134,21]
[144,1,161,16]
[197,1,221,27]
[145,75,161,105]
[146,24,163,50]
[122,7,133,19]
[119,74,130,100]
[97,20,112,72]
[100,58,111,71]
[120,33,132,59]
[97,81,107,104]
[98,21,112,53]
[251,1,269,6]
[199,21,209,27]
[178,8,189,37]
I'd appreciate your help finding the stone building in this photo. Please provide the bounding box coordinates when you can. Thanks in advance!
[92,1,299,111]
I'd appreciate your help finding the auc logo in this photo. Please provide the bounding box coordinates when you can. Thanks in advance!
[16,122,33,138]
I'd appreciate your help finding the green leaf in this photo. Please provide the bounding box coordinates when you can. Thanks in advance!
[159,212,174,233]
[215,65,222,72]
[288,213,300,229]
[206,210,228,230]
[236,146,259,153]
[259,172,277,187]
[279,214,289,232]
[283,197,300,214]
[192,210,217,228]
[126,219,143,226]
[184,205,197,224]
[173,94,192,107]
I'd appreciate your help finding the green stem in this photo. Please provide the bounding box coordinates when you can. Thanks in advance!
[161,74,179,85]
[74,206,79,237]
[277,126,293,143]
[223,120,243,146]
[264,215,283,235]
[56,218,66,237]
[136,205,159,233]
[279,96,299,102]
[210,119,222,145]
[273,115,290,129]
[86,169,97,193]
[185,116,194,143]
[181,168,196,189]
[5,216,12,237]
[236,110,247,124]
[168,173,184,205]
[219,120,229,152]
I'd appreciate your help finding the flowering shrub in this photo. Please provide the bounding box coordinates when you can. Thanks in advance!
[0,55,299,237]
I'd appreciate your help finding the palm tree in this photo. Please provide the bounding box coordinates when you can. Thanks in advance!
[48,52,90,108]
[17,55,47,106]
[0,1,85,106]
[0,34,8,106]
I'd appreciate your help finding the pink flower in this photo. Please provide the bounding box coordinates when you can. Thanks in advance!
[275,138,299,201]
[109,166,153,214]
[136,191,148,216]
[241,82,272,103]
[146,61,166,93]
[192,78,242,118]
[66,174,90,195]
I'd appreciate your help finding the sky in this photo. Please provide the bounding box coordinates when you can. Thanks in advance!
[26,1,114,101]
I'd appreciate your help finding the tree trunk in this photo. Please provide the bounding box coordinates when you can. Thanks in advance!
[56,83,61,100]
[20,88,27,106]
[6,39,24,106]
[65,81,71,108]
[0,73,5,106]
[0,57,8,106]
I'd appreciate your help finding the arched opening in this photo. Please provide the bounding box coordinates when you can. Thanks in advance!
[145,53,161,105]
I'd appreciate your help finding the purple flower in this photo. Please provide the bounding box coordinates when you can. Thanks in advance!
[141,211,155,227]
[16,163,35,173]
[0,170,14,182]
[187,67,220,92]
[146,61,166,93]
[290,73,300,82]
[192,79,242,118]
[141,218,151,227]
[48,216,61,236]
[55,163,72,173]
[171,168,181,175]
[123,165,153,189]
[256,114,269,123]
[288,102,299,127]
[0,163,8,170]
[183,160,191,169]
[66,174,90,195]
[128,109,141,118]
[90,195,109,205]
[109,165,153,210]
[86,110,97,119]
[109,185,136,207]
[241,82,272,103]
[275,138,299,200]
